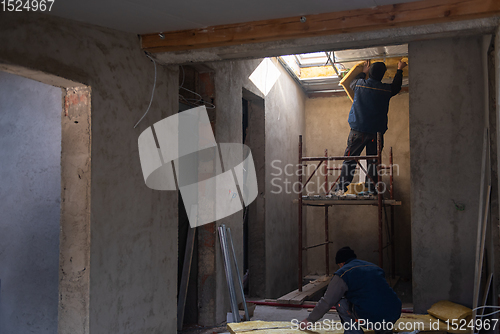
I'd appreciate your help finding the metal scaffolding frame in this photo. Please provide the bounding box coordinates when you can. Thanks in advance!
[297,133,400,291]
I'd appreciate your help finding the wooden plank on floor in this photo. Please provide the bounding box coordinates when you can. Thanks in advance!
[294,198,402,206]
[277,276,332,305]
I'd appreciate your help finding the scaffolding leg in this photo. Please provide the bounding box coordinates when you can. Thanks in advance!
[391,206,395,278]
[298,135,303,291]
[390,148,396,278]
[325,206,329,275]
[377,132,383,268]
[324,149,330,276]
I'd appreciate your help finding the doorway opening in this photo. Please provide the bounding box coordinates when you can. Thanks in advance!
[0,67,91,334]
[242,88,266,298]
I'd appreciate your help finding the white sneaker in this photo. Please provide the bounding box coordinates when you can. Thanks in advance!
[333,189,345,197]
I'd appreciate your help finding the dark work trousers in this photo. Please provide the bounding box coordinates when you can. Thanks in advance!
[336,130,384,192]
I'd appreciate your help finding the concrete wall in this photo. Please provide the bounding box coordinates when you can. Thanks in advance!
[202,57,306,322]
[0,71,61,334]
[0,12,179,333]
[304,93,411,278]
[409,36,485,313]
[262,59,307,298]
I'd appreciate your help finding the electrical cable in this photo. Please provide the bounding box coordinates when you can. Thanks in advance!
[179,65,216,109]
[473,305,500,317]
[134,54,157,129]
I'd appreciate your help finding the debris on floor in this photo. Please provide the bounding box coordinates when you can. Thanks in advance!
[179,324,229,334]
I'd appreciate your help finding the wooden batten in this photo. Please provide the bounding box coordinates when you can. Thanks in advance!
[142,0,500,53]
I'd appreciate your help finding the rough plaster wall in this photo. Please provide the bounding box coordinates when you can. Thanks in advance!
[304,93,411,278]
[206,57,306,321]
[0,12,179,333]
[409,36,485,313]
[262,59,306,298]
[59,86,91,333]
[0,71,61,334]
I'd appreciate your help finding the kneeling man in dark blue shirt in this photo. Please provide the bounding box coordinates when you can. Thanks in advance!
[300,247,401,334]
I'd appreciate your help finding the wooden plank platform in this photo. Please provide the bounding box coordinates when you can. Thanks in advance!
[277,276,332,305]
[294,198,402,206]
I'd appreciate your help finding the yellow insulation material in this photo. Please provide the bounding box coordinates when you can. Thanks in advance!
[339,61,366,102]
[427,300,472,334]
[346,182,366,195]
[227,314,447,333]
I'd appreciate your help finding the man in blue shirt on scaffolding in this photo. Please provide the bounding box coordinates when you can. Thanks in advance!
[334,59,407,196]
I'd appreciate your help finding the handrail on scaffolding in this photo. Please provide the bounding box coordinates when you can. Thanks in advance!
[297,133,398,292]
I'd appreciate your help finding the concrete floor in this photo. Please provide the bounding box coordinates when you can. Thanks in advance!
[251,304,340,322]
[180,279,412,333]
[179,303,340,333]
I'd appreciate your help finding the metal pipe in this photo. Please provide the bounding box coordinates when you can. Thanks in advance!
[224,226,241,322]
[390,148,395,279]
[298,135,303,292]
[304,160,324,189]
[247,301,414,314]
[328,174,342,193]
[389,148,394,200]
[249,301,336,310]
[218,225,240,322]
[324,149,329,276]
[325,206,330,276]
[303,241,332,250]
[302,155,378,162]
[227,227,250,321]
[325,51,340,76]
[376,133,383,268]
[328,166,390,171]
[324,149,328,195]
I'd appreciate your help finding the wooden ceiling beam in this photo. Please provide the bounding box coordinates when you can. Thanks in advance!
[141,0,500,53]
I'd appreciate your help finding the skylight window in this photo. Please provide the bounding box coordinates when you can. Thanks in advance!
[278,44,409,97]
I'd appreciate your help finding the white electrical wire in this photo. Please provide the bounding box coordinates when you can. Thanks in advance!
[179,65,216,109]
[473,305,500,317]
[133,54,157,129]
